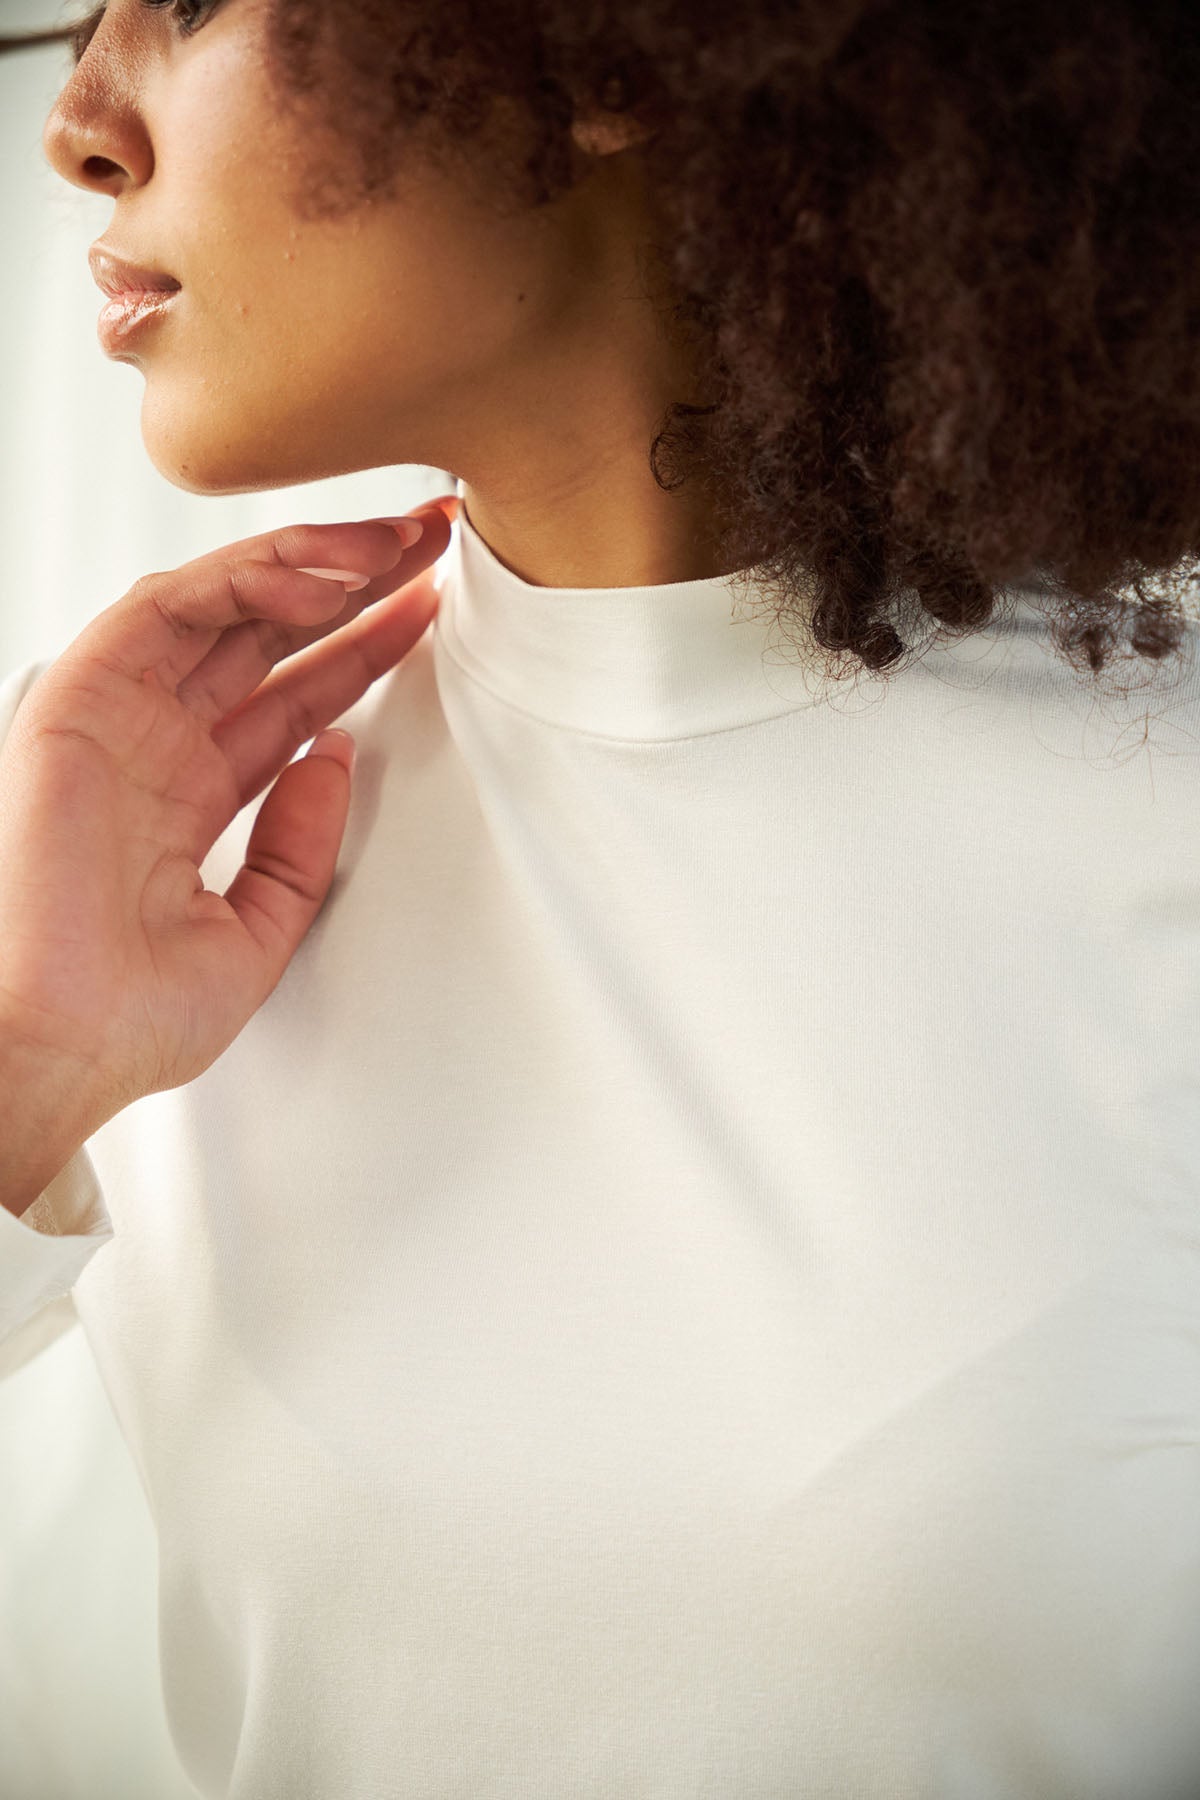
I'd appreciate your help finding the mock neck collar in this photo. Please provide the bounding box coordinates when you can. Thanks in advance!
[431,490,832,741]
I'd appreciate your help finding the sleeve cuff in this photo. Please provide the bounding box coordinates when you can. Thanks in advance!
[0,1147,114,1348]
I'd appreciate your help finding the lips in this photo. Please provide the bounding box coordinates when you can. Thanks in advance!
[88,244,182,300]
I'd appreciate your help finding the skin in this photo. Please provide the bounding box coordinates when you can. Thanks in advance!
[41,0,730,589]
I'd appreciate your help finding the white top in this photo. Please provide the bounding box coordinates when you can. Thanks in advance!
[3,500,1200,1800]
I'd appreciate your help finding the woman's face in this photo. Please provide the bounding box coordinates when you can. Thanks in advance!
[41,0,655,500]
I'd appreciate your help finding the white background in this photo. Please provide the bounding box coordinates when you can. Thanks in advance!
[0,2,450,1793]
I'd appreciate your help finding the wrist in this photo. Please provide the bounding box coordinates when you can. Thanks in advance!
[0,1031,98,1218]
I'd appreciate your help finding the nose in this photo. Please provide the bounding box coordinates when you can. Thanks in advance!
[42,39,151,197]
[44,115,127,197]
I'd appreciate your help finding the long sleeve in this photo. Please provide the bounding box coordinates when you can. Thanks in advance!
[0,1149,114,1374]
[0,656,115,1375]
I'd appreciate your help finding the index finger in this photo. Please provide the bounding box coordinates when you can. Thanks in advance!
[172,501,454,728]
[73,517,425,696]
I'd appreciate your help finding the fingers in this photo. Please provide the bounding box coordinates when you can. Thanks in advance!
[174,500,453,730]
[73,514,441,698]
[213,734,358,1007]
[211,573,441,816]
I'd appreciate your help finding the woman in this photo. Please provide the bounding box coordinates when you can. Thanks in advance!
[1,1,1199,1795]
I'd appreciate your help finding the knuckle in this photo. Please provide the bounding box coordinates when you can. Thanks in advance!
[245,847,322,908]
[124,570,163,607]
[149,587,193,642]
[268,526,323,570]
[132,562,267,638]
[223,563,263,624]
[280,683,322,747]
[128,569,193,641]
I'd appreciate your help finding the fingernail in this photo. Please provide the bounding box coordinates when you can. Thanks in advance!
[297,566,372,592]
[382,517,425,548]
[311,727,356,773]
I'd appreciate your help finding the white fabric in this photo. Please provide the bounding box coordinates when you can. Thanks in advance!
[2,498,1200,1799]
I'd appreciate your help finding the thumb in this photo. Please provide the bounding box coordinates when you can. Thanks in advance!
[222,728,356,988]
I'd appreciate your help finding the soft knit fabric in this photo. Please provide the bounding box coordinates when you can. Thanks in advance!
[2,495,1200,1799]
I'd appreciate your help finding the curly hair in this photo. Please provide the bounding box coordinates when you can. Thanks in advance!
[7,0,1200,691]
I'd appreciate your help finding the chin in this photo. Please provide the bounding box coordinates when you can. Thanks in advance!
[140,409,320,497]
[155,466,292,498]
[137,385,402,495]
[154,460,295,498]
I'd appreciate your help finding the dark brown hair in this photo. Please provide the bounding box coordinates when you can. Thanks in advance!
[7,0,1200,690]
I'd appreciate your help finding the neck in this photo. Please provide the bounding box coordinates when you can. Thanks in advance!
[433,162,728,590]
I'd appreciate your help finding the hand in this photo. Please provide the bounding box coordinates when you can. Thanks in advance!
[0,496,454,1131]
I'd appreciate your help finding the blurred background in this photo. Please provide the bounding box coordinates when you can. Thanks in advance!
[0,2,450,1793]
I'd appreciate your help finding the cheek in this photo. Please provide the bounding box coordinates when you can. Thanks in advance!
[128,195,551,492]
[125,272,445,494]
